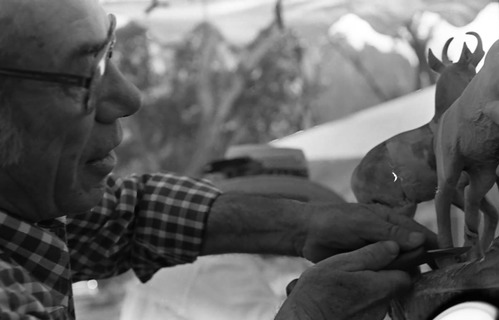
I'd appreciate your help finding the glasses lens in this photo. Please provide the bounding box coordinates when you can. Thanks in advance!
[85,14,116,114]
[85,50,109,114]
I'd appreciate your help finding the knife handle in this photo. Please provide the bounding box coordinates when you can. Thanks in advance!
[385,247,427,271]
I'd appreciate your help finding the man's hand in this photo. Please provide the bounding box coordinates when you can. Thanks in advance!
[276,241,411,320]
[300,203,438,262]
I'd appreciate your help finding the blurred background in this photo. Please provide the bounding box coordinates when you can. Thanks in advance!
[104,0,498,178]
[74,0,499,319]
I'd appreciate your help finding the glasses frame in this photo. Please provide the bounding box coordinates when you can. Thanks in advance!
[0,14,117,114]
[0,69,91,88]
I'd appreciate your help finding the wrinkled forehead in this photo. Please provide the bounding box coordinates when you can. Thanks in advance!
[0,0,109,70]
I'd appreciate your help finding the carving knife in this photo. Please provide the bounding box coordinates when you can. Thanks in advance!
[386,246,472,270]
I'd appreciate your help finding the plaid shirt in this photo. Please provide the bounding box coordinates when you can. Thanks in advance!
[0,173,221,320]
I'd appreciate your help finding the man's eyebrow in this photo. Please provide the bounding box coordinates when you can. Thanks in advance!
[70,16,116,57]
[73,39,109,57]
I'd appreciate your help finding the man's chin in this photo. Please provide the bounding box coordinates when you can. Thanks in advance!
[57,182,107,216]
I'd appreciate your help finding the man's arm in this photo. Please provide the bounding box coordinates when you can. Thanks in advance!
[201,193,308,257]
[67,172,436,283]
[66,173,221,283]
[203,194,437,262]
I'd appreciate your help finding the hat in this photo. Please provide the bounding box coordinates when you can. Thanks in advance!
[205,144,345,203]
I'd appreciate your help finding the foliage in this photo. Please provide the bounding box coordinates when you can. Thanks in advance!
[227,30,307,144]
[323,0,492,88]
[112,0,489,177]
[114,18,309,176]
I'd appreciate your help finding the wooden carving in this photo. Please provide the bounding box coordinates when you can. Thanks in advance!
[434,35,499,259]
[350,33,487,224]
[391,237,499,320]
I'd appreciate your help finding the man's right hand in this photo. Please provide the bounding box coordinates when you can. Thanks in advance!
[275,241,412,320]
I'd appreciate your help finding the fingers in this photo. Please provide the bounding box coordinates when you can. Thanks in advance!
[383,210,439,250]
[367,205,439,250]
[373,269,413,298]
[283,242,413,319]
[303,203,438,262]
[389,204,416,216]
[357,216,425,251]
[384,246,426,271]
[324,241,400,272]
[324,242,413,297]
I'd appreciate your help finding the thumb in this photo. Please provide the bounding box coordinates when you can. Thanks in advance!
[328,241,400,272]
[390,204,417,217]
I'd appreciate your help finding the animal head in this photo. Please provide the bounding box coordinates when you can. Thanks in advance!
[428,32,485,118]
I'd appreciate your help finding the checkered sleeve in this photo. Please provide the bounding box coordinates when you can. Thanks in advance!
[0,263,52,319]
[0,259,68,320]
[66,173,221,283]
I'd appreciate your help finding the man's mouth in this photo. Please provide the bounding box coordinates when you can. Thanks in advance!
[86,150,117,176]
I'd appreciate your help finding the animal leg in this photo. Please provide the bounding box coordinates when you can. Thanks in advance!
[435,162,462,249]
[479,196,499,252]
[435,184,457,248]
[464,168,497,260]
[452,172,470,209]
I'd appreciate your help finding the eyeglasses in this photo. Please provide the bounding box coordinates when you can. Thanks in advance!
[0,14,117,115]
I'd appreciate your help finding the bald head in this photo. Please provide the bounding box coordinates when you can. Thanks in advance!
[0,0,108,70]
[0,0,110,166]
[0,2,26,65]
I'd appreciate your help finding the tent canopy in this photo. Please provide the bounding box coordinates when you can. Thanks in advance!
[272,85,435,162]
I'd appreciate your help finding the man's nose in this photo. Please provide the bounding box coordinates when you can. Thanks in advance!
[94,61,142,123]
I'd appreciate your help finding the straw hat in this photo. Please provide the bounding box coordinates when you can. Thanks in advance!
[204,144,345,203]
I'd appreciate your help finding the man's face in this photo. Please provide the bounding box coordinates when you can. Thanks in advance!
[0,0,141,221]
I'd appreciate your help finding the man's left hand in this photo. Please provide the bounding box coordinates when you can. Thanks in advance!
[300,203,437,262]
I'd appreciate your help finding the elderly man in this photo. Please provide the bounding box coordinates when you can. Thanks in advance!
[0,1,436,319]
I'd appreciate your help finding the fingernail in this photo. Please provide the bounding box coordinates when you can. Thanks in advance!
[409,232,425,245]
[384,241,399,255]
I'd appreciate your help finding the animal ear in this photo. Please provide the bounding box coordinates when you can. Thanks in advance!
[457,43,473,65]
[428,48,444,73]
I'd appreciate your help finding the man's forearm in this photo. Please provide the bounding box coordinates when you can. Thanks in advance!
[200,193,309,257]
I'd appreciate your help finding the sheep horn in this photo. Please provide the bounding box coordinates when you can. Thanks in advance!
[441,37,453,65]
[466,31,485,67]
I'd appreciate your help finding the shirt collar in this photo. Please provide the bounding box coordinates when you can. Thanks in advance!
[0,210,71,295]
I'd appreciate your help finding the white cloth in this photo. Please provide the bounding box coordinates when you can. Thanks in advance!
[120,254,311,320]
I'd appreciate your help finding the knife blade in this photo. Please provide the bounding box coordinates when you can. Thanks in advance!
[427,246,472,269]
[386,246,471,270]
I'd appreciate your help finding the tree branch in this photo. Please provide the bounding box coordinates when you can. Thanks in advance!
[145,0,169,14]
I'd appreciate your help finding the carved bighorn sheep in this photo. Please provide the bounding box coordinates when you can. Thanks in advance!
[434,36,499,259]
[350,33,489,233]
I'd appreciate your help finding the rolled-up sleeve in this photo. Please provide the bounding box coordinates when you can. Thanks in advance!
[66,173,221,282]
